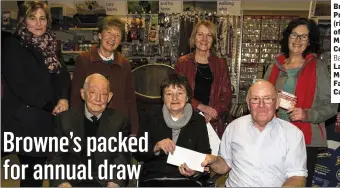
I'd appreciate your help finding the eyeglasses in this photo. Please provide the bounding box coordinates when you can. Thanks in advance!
[248,97,276,104]
[289,32,309,41]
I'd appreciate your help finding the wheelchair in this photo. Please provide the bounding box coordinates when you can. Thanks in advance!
[130,160,221,187]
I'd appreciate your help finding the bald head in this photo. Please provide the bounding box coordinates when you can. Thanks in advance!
[246,79,279,130]
[83,73,110,92]
[247,79,277,98]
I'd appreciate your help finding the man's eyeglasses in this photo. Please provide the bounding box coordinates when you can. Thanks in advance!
[248,97,276,104]
[289,32,309,41]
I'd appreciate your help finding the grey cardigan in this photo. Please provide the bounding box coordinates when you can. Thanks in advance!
[264,58,338,147]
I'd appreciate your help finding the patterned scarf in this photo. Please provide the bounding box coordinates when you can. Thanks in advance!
[15,23,62,74]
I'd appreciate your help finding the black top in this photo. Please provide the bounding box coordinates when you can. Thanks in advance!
[194,63,213,105]
[84,116,100,138]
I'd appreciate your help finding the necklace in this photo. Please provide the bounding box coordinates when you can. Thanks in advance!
[196,63,210,68]
[196,61,213,80]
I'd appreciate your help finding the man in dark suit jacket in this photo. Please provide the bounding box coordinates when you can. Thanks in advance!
[49,73,130,187]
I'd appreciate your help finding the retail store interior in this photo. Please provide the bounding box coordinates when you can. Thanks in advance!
[1,1,339,187]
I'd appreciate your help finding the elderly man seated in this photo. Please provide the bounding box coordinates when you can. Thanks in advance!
[49,73,129,188]
[198,80,307,187]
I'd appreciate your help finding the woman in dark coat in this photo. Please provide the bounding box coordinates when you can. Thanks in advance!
[134,74,211,187]
[1,1,70,187]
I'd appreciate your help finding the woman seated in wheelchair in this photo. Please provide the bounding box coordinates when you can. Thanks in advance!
[134,74,211,187]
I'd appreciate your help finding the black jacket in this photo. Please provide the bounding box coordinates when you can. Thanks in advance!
[48,108,130,187]
[1,35,70,156]
[134,108,211,182]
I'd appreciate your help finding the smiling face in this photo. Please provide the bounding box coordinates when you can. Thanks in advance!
[98,26,122,53]
[288,25,309,56]
[81,75,113,116]
[25,8,47,37]
[195,24,213,52]
[163,84,188,115]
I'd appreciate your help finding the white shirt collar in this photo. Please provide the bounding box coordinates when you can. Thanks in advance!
[99,52,114,61]
[249,116,276,131]
[84,105,102,122]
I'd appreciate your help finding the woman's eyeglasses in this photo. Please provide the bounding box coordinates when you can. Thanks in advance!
[289,32,309,41]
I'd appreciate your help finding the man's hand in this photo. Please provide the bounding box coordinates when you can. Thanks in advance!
[58,182,72,188]
[52,99,69,115]
[201,154,217,168]
[198,104,218,119]
[179,163,196,177]
[282,176,306,187]
[288,107,308,121]
[153,138,176,154]
[107,182,119,188]
[201,154,230,175]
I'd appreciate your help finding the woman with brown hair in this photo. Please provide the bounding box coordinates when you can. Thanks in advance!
[2,1,70,186]
[175,20,232,138]
[264,18,338,186]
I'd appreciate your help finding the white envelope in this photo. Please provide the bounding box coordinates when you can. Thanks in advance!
[167,146,206,172]
[199,112,221,155]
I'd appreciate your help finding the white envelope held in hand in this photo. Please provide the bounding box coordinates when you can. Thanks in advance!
[199,112,221,155]
[167,146,206,172]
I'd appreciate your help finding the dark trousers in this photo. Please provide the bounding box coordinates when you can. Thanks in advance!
[17,154,46,187]
[306,147,319,187]
[139,179,201,187]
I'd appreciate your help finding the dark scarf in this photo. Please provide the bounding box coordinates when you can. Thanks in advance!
[268,53,316,144]
[15,23,62,74]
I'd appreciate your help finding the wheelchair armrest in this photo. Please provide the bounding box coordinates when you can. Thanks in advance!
[191,171,222,187]
[205,173,222,187]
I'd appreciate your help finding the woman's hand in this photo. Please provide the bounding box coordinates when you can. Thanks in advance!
[179,163,196,177]
[198,104,218,119]
[153,138,176,155]
[204,113,212,123]
[52,99,69,115]
[287,107,308,121]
